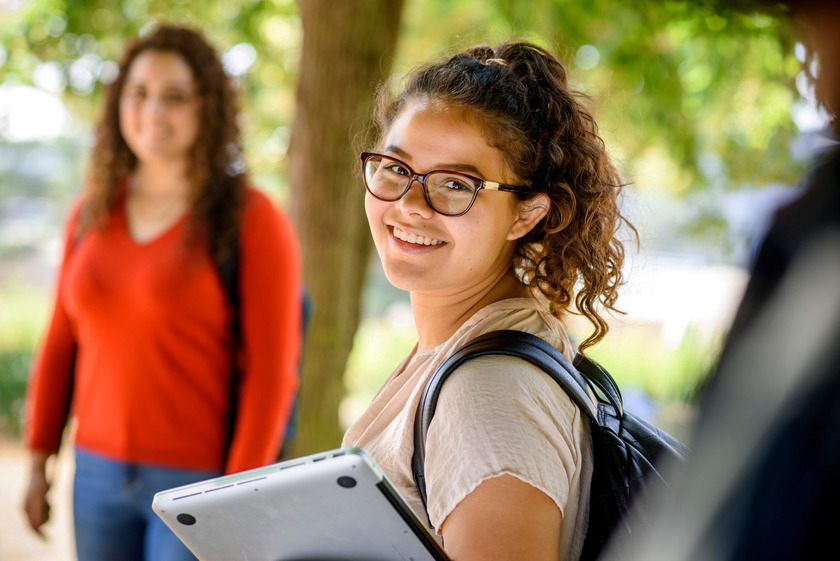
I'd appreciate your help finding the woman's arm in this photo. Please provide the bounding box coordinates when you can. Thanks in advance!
[441,474,562,561]
[22,203,83,536]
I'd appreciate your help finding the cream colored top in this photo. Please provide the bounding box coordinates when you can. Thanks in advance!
[342,297,594,560]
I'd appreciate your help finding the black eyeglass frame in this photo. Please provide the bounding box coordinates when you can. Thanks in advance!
[360,151,528,217]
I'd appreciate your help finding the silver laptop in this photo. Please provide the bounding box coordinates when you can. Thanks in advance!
[152,447,450,561]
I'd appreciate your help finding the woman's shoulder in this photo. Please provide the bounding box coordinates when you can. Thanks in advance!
[452,353,565,395]
[240,186,295,228]
[237,187,299,258]
[444,354,578,415]
[65,197,85,225]
[242,186,281,214]
[450,297,573,359]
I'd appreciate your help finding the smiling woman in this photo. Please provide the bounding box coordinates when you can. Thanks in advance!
[362,101,543,302]
[21,24,302,561]
[343,41,635,561]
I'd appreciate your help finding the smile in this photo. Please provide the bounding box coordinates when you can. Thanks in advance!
[392,226,444,246]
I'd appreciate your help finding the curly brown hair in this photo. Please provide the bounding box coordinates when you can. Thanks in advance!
[376,41,636,351]
[80,24,245,260]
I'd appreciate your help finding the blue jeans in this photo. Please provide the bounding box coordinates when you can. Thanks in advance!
[72,448,220,561]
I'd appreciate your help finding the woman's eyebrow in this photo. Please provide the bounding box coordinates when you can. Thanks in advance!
[382,145,485,177]
[437,162,483,176]
[124,78,194,89]
[383,144,408,158]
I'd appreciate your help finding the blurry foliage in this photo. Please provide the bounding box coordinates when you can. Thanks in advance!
[0,0,806,199]
[0,0,813,435]
[390,0,806,195]
[0,286,49,434]
[343,311,417,422]
[0,138,84,200]
[0,285,50,349]
[588,325,723,404]
[0,137,85,244]
[0,0,302,200]
[0,348,30,434]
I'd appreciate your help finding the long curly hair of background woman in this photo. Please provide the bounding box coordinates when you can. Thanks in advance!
[377,41,637,352]
[80,24,245,261]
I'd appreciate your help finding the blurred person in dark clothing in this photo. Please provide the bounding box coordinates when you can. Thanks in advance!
[603,1,840,560]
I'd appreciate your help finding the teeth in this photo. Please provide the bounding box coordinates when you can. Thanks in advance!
[393,226,443,246]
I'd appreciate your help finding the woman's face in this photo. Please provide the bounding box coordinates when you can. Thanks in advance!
[365,100,538,297]
[119,50,200,166]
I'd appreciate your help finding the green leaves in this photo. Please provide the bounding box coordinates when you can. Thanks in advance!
[0,0,810,255]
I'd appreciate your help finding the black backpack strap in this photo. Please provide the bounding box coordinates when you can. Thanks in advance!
[216,230,241,466]
[216,231,241,344]
[573,353,624,417]
[411,329,612,511]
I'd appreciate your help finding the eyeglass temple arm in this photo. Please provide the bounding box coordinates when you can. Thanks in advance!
[483,181,524,193]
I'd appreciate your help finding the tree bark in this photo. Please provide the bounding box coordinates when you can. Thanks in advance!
[287,0,405,456]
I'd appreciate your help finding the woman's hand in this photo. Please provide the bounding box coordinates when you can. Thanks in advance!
[440,474,562,561]
[22,452,52,539]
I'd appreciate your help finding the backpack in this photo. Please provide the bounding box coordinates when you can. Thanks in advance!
[411,329,689,561]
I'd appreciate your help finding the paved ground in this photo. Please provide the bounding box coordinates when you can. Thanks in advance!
[0,435,75,561]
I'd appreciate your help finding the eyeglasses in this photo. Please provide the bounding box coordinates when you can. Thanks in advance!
[360,152,527,217]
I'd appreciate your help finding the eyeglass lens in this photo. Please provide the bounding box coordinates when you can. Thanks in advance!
[363,155,478,216]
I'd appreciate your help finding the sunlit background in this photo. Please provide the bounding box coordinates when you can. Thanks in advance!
[3,0,836,435]
[0,0,836,557]
[3,0,837,430]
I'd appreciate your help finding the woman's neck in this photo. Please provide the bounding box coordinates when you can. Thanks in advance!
[131,161,191,200]
[125,163,192,242]
[410,268,528,354]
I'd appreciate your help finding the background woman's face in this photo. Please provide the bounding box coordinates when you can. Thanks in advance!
[119,50,200,166]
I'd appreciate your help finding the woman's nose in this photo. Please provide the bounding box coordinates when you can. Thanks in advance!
[142,97,167,115]
[395,179,435,218]
[152,98,167,114]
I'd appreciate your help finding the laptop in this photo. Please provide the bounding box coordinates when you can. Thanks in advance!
[152,447,451,561]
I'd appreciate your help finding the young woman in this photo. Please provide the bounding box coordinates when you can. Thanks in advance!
[22,25,302,561]
[343,41,633,561]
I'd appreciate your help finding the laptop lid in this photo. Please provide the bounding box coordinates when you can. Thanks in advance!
[152,447,450,561]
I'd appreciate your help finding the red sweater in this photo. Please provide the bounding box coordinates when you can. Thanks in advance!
[24,187,302,474]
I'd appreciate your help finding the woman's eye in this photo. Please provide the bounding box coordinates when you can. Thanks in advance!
[441,178,475,193]
[384,163,409,176]
[163,92,190,104]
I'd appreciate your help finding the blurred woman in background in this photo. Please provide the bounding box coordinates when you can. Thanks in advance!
[22,24,301,561]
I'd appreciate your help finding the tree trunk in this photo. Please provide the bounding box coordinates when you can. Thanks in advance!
[286,0,405,456]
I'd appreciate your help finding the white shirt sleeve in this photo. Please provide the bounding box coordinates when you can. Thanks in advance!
[423,354,589,531]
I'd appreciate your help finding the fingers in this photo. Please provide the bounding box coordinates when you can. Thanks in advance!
[25,499,51,539]
[22,471,51,539]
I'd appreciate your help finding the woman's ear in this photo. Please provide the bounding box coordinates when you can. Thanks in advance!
[508,194,550,240]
